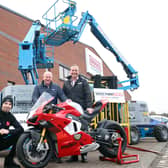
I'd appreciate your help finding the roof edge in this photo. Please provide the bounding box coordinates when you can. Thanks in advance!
[0,5,34,22]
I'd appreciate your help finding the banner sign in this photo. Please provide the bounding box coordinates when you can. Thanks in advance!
[94,88,125,103]
[85,48,103,75]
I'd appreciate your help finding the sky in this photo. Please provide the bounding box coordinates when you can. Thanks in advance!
[1,0,168,114]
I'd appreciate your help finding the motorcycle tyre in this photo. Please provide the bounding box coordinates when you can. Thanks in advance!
[16,132,53,168]
[98,120,127,158]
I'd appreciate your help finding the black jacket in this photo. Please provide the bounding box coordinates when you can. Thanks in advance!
[32,81,67,104]
[63,75,92,110]
[0,110,24,139]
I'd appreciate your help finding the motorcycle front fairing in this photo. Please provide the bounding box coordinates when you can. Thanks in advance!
[52,99,109,157]
[46,102,94,157]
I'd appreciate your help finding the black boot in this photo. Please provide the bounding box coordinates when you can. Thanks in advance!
[66,155,78,162]
[55,157,62,163]
[50,153,62,163]
[81,153,88,163]
[4,144,21,168]
[4,156,20,168]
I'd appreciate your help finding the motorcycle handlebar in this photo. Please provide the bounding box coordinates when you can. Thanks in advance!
[52,104,65,111]
[43,104,65,113]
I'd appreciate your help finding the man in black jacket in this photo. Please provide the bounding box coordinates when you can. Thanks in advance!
[0,95,24,168]
[63,65,93,112]
[63,64,93,162]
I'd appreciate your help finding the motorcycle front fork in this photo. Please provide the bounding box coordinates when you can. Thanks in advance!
[36,128,49,151]
[37,109,52,151]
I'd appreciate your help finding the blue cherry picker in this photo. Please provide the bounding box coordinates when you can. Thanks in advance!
[41,0,139,91]
[18,0,139,90]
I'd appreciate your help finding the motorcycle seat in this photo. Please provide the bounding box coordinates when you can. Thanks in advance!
[82,101,102,122]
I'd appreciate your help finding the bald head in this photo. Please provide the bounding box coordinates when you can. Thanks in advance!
[43,71,53,86]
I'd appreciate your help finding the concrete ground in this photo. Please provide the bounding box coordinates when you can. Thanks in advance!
[0,137,167,168]
[149,142,168,168]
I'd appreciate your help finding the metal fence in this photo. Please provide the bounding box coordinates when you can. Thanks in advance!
[91,102,130,143]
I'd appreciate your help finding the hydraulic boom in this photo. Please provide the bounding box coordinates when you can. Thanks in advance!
[18,0,139,90]
[43,0,139,90]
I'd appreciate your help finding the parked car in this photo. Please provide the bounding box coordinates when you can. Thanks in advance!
[150,115,168,128]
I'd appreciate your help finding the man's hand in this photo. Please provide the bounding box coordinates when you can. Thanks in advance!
[87,108,94,114]
[0,128,9,135]
[66,99,72,103]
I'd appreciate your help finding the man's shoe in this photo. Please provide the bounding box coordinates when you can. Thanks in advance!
[81,154,88,163]
[55,158,62,163]
[66,155,78,162]
[4,161,21,168]
[4,156,21,168]
[50,154,62,163]
[4,166,20,168]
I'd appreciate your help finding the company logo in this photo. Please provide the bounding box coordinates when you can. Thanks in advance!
[6,121,10,126]
[89,54,102,72]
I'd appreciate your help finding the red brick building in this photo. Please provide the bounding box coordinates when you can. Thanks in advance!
[0,5,131,100]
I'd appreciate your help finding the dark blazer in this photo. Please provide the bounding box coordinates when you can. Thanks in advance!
[63,75,92,110]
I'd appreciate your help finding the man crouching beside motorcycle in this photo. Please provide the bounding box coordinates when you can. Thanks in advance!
[0,95,24,168]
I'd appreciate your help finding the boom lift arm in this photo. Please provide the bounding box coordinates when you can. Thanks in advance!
[18,20,54,85]
[75,11,139,90]
[43,0,139,90]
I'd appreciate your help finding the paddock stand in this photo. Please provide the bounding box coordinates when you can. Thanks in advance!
[99,138,139,164]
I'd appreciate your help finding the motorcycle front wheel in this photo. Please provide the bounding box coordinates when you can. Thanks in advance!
[98,120,127,158]
[16,132,53,168]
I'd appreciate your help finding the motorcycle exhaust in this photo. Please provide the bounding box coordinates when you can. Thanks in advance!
[80,142,100,154]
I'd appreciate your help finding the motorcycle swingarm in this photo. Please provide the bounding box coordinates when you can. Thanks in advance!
[94,128,113,145]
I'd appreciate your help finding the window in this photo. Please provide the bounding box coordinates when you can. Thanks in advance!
[139,103,148,112]
[7,81,15,86]
[128,102,148,112]
[59,65,70,81]
[129,106,136,112]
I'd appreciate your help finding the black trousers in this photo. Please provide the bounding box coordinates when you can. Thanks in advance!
[0,133,20,159]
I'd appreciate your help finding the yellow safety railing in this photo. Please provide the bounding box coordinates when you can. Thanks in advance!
[91,102,130,144]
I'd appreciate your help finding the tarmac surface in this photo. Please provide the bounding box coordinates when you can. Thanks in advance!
[149,141,168,168]
[0,137,167,168]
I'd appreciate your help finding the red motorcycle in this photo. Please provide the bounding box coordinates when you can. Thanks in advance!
[16,92,127,168]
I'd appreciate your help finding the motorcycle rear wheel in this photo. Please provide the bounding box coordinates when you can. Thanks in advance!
[16,132,53,168]
[98,120,127,158]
